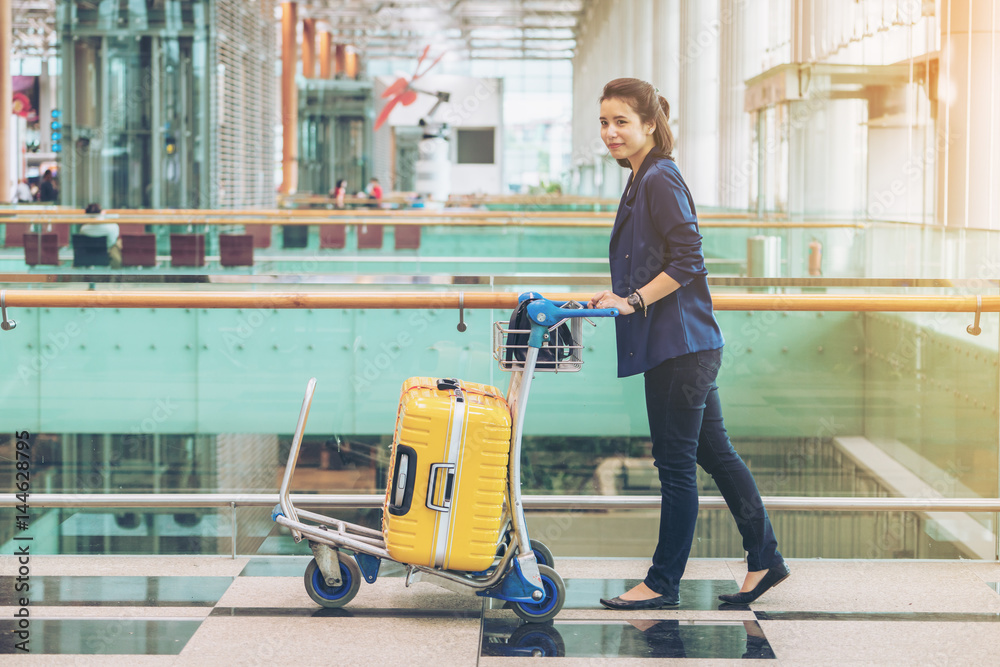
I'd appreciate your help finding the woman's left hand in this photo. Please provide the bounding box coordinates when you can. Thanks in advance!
[590,290,634,315]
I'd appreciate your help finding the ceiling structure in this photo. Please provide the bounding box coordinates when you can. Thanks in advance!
[306,0,590,60]
[10,0,58,58]
[7,0,591,61]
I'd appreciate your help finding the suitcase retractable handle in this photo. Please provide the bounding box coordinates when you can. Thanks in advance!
[426,463,456,512]
[436,378,465,402]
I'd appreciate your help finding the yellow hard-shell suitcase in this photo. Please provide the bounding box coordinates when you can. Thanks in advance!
[382,377,512,571]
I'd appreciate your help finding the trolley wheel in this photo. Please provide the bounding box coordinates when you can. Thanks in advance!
[511,565,565,624]
[529,540,555,569]
[509,622,566,657]
[304,556,361,608]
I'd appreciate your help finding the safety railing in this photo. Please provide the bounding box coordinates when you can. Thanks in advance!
[0,210,859,226]
[1,290,997,316]
[1,493,997,560]
[1,288,996,559]
[1,493,998,512]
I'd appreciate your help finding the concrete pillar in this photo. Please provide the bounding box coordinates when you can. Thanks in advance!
[677,0,720,206]
[718,0,751,208]
[653,0,681,144]
[319,29,332,79]
[620,1,634,78]
[302,18,316,79]
[39,59,55,153]
[1,0,12,202]
[937,0,1000,229]
[791,0,814,63]
[334,44,346,77]
[634,0,654,84]
[281,2,298,195]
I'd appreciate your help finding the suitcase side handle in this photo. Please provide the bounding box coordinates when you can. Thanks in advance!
[426,463,456,512]
[386,445,418,516]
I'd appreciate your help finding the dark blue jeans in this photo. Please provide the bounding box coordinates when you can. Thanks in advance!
[642,347,781,597]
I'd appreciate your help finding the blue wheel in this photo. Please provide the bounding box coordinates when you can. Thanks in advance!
[529,540,555,569]
[304,556,361,608]
[511,565,565,623]
[509,622,566,657]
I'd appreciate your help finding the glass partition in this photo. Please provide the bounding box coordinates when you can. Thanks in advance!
[2,273,997,561]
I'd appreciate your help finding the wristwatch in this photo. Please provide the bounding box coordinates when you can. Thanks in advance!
[626,292,642,309]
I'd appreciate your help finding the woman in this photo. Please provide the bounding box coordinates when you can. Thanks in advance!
[590,78,789,609]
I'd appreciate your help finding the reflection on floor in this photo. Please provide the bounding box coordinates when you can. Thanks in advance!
[0,556,998,664]
[481,617,774,659]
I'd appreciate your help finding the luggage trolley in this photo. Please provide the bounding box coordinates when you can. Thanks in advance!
[272,293,617,623]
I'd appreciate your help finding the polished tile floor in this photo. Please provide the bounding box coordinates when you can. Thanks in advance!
[1,556,999,665]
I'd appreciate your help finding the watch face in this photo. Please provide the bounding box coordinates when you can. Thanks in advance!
[627,293,639,307]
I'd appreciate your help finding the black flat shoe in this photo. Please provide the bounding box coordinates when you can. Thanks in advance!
[717,561,791,604]
[599,594,679,610]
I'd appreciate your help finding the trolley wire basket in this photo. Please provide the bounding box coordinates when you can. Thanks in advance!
[493,303,588,373]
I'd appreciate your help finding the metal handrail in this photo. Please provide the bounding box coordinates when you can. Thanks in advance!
[1,290,998,313]
[1,213,861,228]
[1,493,999,512]
[3,207,759,220]
[2,274,995,289]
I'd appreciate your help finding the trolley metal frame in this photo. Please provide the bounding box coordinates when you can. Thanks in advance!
[271,293,617,619]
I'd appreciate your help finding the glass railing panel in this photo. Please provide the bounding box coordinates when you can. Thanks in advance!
[0,507,228,556]
[3,217,878,278]
[1,278,997,560]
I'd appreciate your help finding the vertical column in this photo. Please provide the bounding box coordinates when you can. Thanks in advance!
[718,0,751,208]
[677,0,720,206]
[280,1,298,195]
[791,0,813,63]
[937,0,1000,229]
[1,0,12,202]
[302,17,316,79]
[652,0,681,104]
[334,44,347,78]
[634,0,654,84]
[345,47,358,79]
[319,27,332,79]
[619,0,635,79]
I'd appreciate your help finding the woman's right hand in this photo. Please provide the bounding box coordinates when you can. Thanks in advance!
[590,290,634,315]
[589,290,610,309]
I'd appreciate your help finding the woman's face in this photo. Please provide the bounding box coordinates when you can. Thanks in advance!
[600,97,655,166]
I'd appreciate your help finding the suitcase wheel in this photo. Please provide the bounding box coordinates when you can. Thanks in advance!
[304,556,362,608]
[511,565,565,623]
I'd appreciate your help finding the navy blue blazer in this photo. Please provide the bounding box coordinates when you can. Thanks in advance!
[609,152,725,377]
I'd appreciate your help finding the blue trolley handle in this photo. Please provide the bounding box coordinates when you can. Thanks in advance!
[518,293,616,349]
[523,298,618,326]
